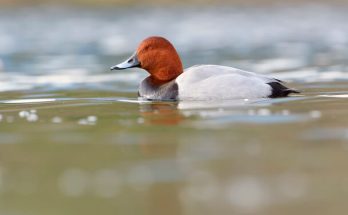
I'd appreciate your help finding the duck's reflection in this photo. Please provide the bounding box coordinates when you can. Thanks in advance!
[139,102,185,125]
[138,99,259,126]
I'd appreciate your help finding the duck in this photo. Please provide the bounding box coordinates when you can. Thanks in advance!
[110,36,299,101]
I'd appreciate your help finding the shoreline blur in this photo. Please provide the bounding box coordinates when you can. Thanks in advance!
[1,0,348,7]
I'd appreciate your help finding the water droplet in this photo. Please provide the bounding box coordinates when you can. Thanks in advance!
[27,114,38,122]
[257,108,271,116]
[52,117,62,123]
[78,119,88,125]
[309,110,321,118]
[19,111,29,118]
[78,116,97,125]
[87,116,97,122]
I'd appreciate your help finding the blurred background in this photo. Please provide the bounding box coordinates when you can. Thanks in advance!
[1,0,348,215]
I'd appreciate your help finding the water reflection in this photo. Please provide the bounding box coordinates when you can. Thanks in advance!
[0,91,347,214]
[138,97,309,126]
[139,102,184,125]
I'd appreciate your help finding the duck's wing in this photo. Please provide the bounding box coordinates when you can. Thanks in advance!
[176,65,299,100]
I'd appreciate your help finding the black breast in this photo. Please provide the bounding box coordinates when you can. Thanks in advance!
[138,77,178,101]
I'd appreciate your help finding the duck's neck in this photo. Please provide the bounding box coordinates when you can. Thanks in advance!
[149,69,183,83]
[148,76,173,86]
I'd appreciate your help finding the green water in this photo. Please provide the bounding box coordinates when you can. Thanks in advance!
[1,84,348,214]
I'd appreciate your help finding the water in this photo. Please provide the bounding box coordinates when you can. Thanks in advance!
[0,5,348,215]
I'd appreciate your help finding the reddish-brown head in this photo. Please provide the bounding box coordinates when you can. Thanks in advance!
[136,37,183,81]
[111,36,183,82]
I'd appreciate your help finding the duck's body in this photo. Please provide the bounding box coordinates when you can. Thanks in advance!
[139,64,297,100]
[111,37,299,101]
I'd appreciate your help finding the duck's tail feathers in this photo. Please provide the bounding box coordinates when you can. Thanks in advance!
[267,82,300,98]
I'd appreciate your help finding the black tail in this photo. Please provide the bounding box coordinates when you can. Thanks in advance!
[267,82,300,98]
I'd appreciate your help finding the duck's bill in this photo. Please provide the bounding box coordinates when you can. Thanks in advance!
[110,52,140,70]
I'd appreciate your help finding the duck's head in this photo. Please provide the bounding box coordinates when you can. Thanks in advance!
[111,36,183,82]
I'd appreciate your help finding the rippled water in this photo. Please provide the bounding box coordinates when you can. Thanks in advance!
[1,5,348,215]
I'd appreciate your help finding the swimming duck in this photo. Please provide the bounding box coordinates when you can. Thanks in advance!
[111,36,299,100]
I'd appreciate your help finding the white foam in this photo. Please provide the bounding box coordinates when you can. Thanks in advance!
[319,94,348,98]
[3,98,56,104]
